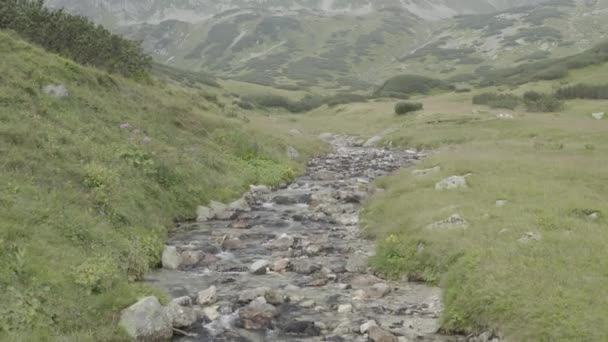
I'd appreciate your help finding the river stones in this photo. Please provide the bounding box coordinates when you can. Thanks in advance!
[197,286,218,306]
[239,297,278,330]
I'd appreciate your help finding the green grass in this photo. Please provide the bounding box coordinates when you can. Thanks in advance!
[357,91,608,340]
[0,30,323,340]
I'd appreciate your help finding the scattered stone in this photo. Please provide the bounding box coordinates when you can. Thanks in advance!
[412,166,441,177]
[518,232,542,243]
[197,286,218,306]
[299,299,316,308]
[250,260,270,275]
[592,112,605,120]
[292,260,321,275]
[171,296,192,307]
[360,320,378,334]
[222,237,245,250]
[588,212,600,221]
[210,201,235,220]
[166,302,197,328]
[496,200,508,207]
[229,198,250,212]
[161,246,182,270]
[435,175,468,190]
[250,184,271,194]
[333,321,352,334]
[231,220,251,229]
[368,326,399,342]
[42,84,69,98]
[271,234,295,250]
[288,146,300,160]
[364,136,383,147]
[119,296,173,341]
[351,274,383,287]
[337,304,353,313]
[305,244,323,256]
[264,289,286,305]
[239,297,278,330]
[427,214,469,230]
[346,255,369,273]
[496,113,514,119]
[272,258,290,272]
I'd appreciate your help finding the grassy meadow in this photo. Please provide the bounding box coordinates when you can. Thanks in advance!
[0,30,323,340]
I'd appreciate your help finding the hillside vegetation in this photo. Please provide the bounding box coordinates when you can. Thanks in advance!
[0,30,321,340]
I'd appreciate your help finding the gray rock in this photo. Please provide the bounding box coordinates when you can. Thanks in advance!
[250,260,270,275]
[332,320,352,334]
[360,320,378,334]
[119,296,173,341]
[239,287,269,303]
[365,283,391,299]
[588,212,600,221]
[496,200,508,207]
[197,286,218,306]
[299,299,315,308]
[180,250,203,266]
[210,201,235,220]
[229,198,250,212]
[196,205,213,222]
[289,129,302,135]
[287,146,300,160]
[369,326,398,342]
[518,232,542,243]
[592,112,605,120]
[239,297,278,330]
[319,132,334,141]
[412,166,441,177]
[171,296,192,307]
[166,302,197,328]
[346,255,369,273]
[271,234,295,250]
[337,304,353,313]
[272,258,290,272]
[222,237,245,250]
[435,175,468,190]
[292,260,321,275]
[42,84,69,98]
[161,246,181,270]
[427,214,468,230]
[364,136,383,147]
[202,305,221,321]
[314,170,337,181]
[351,274,383,287]
[264,289,286,305]
[250,184,271,194]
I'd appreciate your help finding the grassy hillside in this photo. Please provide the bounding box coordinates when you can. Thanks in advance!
[0,30,322,340]
[294,65,608,340]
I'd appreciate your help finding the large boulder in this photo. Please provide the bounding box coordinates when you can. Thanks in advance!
[165,302,197,328]
[119,296,173,341]
[161,246,181,270]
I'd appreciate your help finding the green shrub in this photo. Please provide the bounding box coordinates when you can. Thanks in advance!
[395,102,423,115]
[0,0,151,77]
[375,74,452,98]
[523,91,563,112]
[555,83,608,99]
[472,92,520,110]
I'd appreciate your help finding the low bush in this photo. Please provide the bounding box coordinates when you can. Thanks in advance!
[472,92,520,110]
[395,102,423,115]
[375,74,452,98]
[523,91,563,112]
[555,83,608,99]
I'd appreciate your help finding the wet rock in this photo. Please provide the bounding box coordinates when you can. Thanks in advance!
[229,198,250,212]
[314,170,337,181]
[332,321,352,334]
[230,219,251,229]
[366,283,391,299]
[284,321,322,336]
[288,146,301,160]
[166,302,197,328]
[171,296,192,307]
[346,255,369,273]
[305,244,323,256]
[42,84,69,98]
[222,237,245,250]
[196,205,213,222]
[250,260,270,275]
[161,246,181,270]
[239,287,269,303]
[200,253,219,266]
[265,289,286,305]
[239,297,278,330]
[271,234,295,250]
[202,305,221,321]
[119,296,172,341]
[360,320,378,334]
[412,166,441,177]
[368,326,398,342]
[211,201,235,220]
[180,250,203,266]
[351,274,383,287]
[435,175,468,190]
[197,286,218,306]
[299,299,316,308]
[292,260,321,275]
[337,304,353,313]
[272,258,290,272]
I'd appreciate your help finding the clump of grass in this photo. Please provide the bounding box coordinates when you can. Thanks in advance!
[395,102,423,115]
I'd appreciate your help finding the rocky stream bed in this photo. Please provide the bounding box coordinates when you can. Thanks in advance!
[132,135,473,342]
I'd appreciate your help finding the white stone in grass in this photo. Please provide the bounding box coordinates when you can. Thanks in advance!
[518,232,542,243]
[496,113,514,119]
[426,214,468,230]
[287,145,300,160]
[496,200,508,207]
[363,136,383,147]
[42,84,69,98]
[435,175,468,190]
[592,112,605,120]
[319,132,334,141]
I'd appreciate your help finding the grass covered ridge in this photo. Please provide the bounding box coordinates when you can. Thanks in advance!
[0,31,322,340]
[359,93,608,340]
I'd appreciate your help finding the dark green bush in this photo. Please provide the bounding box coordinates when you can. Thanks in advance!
[395,102,423,115]
[325,93,368,107]
[375,74,451,98]
[472,92,520,110]
[555,83,608,99]
[0,0,151,77]
[523,91,563,112]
